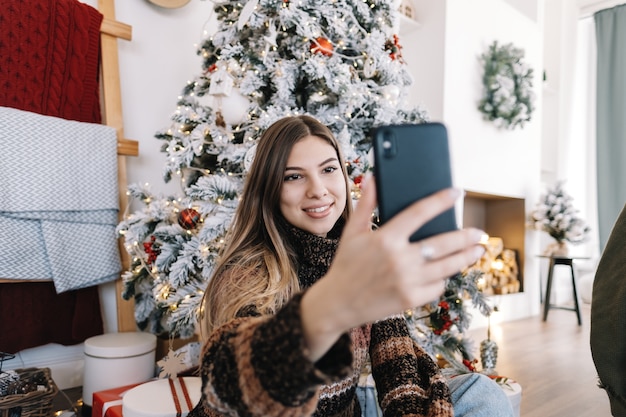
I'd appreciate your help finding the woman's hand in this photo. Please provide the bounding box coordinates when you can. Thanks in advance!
[301,174,485,361]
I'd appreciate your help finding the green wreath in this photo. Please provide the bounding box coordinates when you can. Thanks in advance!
[478,41,535,130]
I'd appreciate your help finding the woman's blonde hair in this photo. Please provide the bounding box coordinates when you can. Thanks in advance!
[200,115,352,336]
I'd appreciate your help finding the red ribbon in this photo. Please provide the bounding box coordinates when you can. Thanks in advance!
[168,377,194,417]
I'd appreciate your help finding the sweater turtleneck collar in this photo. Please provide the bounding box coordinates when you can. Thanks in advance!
[286,220,343,289]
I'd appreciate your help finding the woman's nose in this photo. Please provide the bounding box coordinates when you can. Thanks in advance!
[306,175,328,198]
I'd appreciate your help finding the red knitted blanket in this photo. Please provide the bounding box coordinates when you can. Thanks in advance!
[0,0,105,353]
[0,0,104,123]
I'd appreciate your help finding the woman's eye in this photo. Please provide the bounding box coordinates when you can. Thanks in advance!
[284,173,302,182]
[323,166,338,174]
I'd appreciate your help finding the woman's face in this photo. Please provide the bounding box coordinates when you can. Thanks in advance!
[279,135,347,237]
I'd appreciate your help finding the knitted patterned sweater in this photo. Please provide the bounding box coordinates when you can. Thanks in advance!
[190,226,453,417]
[0,0,104,123]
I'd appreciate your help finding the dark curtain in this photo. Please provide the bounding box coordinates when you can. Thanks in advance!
[594,5,626,251]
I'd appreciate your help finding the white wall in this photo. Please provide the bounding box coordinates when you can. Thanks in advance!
[408,0,543,194]
[504,0,542,21]
[443,0,542,198]
[541,0,580,185]
[406,0,544,328]
[447,0,544,326]
[401,1,446,119]
[86,0,217,199]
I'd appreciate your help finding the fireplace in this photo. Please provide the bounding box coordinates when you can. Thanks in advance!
[462,190,526,293]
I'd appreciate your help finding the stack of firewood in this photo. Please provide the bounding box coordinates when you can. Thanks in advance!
[473,237,520,295]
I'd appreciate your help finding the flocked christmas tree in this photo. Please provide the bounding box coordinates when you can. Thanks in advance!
[405,268,494,374]
[117,0,491,372]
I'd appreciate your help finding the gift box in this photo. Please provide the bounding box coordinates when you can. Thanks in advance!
[502,381,522,417]
[123,377,201,417]
[92,382,146,417]
[83,332,157,407]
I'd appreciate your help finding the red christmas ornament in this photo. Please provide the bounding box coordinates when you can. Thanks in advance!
[310,37,333,56]
[385,34,404,61]
[462,358,478,372]
[431,300,453,335]
[143,236,160,265]
[178,208,201,230]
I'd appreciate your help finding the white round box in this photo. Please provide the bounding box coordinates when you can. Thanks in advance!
[82,332,157,406]
[123,377,201,417]
[502,381,522,417]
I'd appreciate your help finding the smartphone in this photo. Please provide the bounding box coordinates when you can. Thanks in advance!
[371,122,458,242]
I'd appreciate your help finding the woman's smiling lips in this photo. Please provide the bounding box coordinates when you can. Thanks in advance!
[304,203,333,217]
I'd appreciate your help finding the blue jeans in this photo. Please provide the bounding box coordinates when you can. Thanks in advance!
[448,373,515,417]
[356,386,382,417]
[357,373,514,417]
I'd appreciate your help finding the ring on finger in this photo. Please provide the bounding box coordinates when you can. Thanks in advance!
[421,243,435,262]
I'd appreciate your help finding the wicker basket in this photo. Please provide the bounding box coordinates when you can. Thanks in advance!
[0,368,58,417]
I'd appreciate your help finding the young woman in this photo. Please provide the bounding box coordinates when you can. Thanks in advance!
[191,115,514,417]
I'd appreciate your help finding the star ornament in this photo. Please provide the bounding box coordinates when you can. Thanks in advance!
[208,65,234,97]
[157,349,187,379]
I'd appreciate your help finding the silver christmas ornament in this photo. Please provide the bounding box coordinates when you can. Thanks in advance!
[480,338,498,375]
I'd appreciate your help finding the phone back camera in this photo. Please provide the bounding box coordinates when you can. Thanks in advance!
[382,131,397,158]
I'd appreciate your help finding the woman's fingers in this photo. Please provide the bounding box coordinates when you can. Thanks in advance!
[344,174,377,236]
[336,177,486,321]
[417,228,486,263]
[382,187,461,242]
[419,241,486,281]
[411,229,486,285]
[349,177,460,244]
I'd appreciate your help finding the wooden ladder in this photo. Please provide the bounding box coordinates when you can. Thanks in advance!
[98,0,138,332]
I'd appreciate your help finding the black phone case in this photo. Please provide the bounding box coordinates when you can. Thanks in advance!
[371,122,458,242]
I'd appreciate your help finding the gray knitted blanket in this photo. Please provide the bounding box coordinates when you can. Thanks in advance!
[0,107,121,292]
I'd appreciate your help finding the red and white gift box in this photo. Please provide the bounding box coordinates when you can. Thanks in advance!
[123,377,201,417]
[92,382,146,417]
[93,377,201,417]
